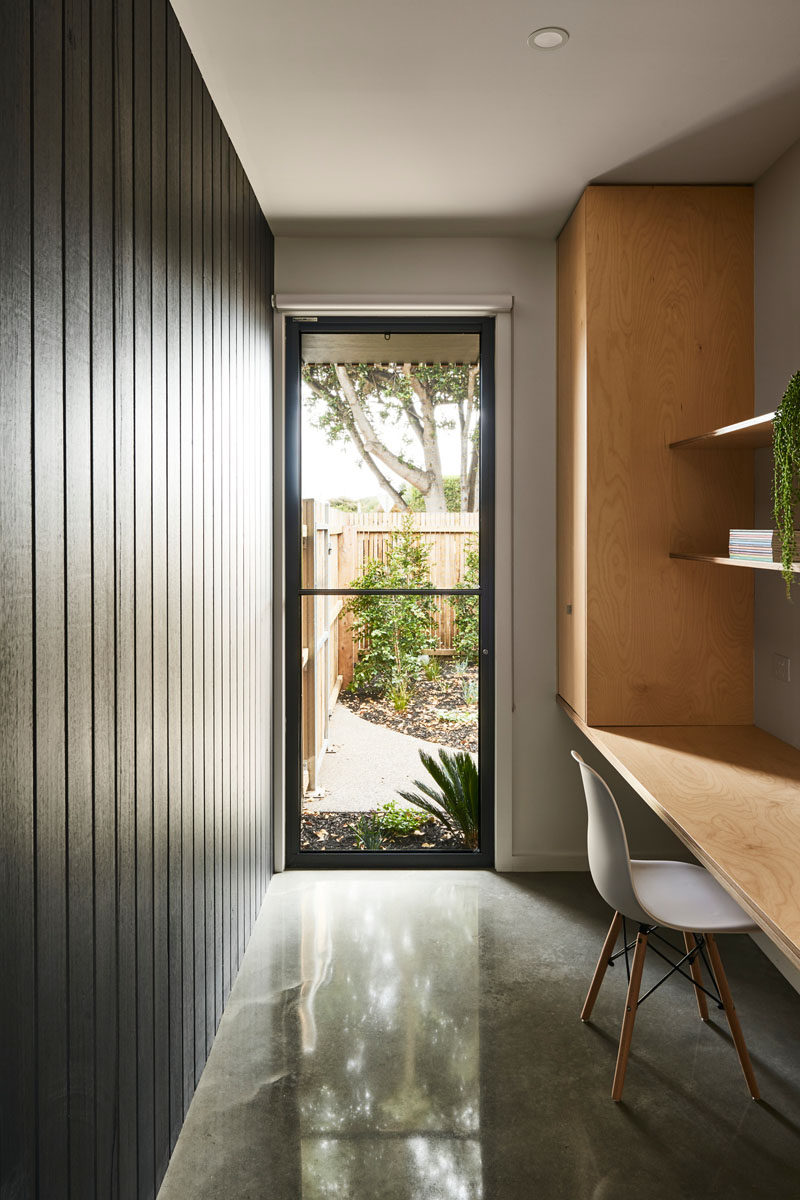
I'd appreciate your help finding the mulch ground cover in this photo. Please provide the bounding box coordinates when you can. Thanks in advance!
[300,810,469,852]
[338,660,478,752]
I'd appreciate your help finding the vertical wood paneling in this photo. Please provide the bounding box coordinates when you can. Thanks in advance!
[221,130,232,1004]
[236,158,245,967]
[164,1,183,1154]
[190,57,206,1085]
[212,106,224,1030]
[64,0,96,1190]
[178,29,195,1120]
[254,204,262,907]
[242,172,251,939]
[90,0,118,1189]
[0,0,34,1193]
[133,0,155,1189]
[202,83,215,1056]
[114,0,138,1191]
[151,0,170,1186]
[229,141,240,984]
[1,1,273,1196]
[32,0,69,1191]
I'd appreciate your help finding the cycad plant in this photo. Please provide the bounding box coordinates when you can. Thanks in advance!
[397,748,479,850]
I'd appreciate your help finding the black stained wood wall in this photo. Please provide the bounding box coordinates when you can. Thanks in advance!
[0,0,274,1196]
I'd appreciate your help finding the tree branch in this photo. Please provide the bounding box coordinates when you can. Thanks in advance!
[335,365,430,493]
[305,369,408,508]
[403,364,445,510]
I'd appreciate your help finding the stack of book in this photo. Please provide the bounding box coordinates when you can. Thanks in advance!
[728,529,796,562]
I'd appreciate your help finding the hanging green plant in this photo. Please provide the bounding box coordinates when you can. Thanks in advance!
[773,371,800,597]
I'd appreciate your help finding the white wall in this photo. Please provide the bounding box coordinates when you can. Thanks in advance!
[754,138,800,749]
[276,235,685,867]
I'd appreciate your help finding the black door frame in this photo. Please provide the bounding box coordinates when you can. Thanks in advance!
[284,314,495,867]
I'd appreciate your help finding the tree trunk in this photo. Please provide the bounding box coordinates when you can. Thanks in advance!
[461,366,479,511]
[466,446,479,512]
[408,367,447,512]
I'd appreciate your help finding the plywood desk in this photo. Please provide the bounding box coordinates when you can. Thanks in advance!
[558,696,800,973]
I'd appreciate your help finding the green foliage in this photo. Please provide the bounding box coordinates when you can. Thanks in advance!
[302,361,480,513]
[461,678,479,706]
[773,370,800,596]
[350,814,383,850]
[389,679,412,712]
[345,516,436,696]
[397,748,480,850]
[402,476,463,513]
[376,800,426,836]
[421,655,441,681]
[329,495,383,513]
[451,539,480,664]
[433,707,474,726]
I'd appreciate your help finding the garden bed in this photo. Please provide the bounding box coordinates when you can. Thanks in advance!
[338,660,478,752]
[301,810,471,852]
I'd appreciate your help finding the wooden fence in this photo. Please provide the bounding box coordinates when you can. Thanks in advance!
[300,503,479,790]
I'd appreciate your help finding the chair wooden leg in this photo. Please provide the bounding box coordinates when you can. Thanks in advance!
[704,933,760,1100]
[683,932,708,1021]
[611,929,648,1102]
[582,912,622,1021]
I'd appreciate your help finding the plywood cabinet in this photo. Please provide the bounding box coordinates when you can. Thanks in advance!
[557,186,755,726]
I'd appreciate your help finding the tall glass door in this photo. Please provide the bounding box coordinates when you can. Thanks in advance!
[285,317,494,866]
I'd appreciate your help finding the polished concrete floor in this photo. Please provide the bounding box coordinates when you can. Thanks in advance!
[158,871,800,1199]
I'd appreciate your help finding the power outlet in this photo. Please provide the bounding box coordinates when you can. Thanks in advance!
[773,653,791,684]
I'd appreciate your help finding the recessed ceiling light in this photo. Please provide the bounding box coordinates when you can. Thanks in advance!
[528,26,569,50]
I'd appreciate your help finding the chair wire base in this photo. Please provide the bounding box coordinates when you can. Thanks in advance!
[609,918,723,1008]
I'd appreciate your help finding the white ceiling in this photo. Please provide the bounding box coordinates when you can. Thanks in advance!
[172,0,800,237]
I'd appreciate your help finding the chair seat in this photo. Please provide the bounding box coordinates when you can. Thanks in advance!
[629,860,758,933]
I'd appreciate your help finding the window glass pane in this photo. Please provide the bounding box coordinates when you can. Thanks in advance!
[300,336,480,588]
[300,596,479,854]
[296,330,483,856]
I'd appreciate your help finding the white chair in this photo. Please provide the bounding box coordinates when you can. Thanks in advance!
[571,751,760,1102]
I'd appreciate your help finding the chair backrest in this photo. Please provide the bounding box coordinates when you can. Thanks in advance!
[570,751,651,925]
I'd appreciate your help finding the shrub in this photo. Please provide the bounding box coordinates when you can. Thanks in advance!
[345,516,436,696]
[451,539,480,665]
[350,814,383,850]
[397,748,479,850]
[389,678,412,712]
[377,800,426,836]
[420,655,441,681]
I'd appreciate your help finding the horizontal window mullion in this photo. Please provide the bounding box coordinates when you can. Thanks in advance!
[299,587,481,597]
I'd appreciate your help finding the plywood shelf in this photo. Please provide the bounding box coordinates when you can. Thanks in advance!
[669,412,774,450]
[670,552,800,573]
[558,695,800,972]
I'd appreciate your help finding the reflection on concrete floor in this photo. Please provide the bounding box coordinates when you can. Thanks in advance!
[158,871,800,1200]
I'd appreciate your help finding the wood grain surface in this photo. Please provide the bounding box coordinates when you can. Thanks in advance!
[670,553,800,573]
[560,696,800,973]
[669,411,774,450]
[0,3,273,1195]
[583,186,754,724]
[556,194,588,717]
